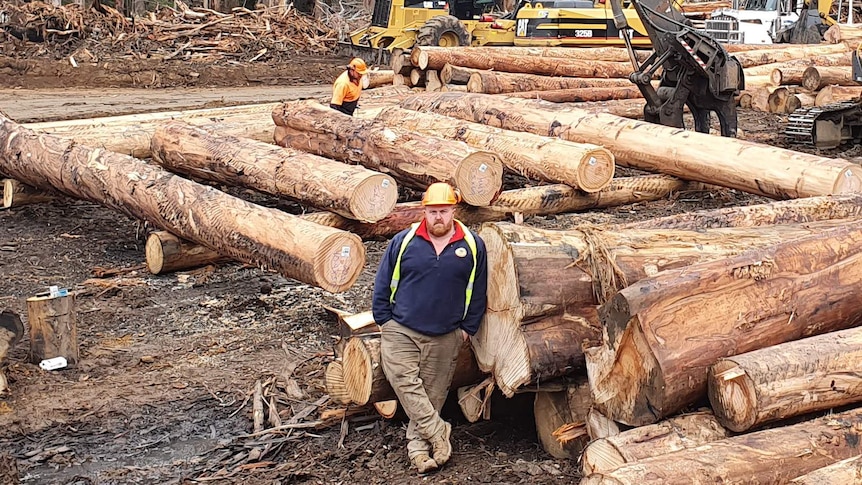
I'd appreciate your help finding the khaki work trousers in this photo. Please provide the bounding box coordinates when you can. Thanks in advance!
[380,320,461,459]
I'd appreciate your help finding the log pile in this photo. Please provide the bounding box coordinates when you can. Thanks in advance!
[1,1,350,63]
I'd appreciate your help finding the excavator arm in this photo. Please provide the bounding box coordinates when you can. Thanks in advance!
[609,0,744,136]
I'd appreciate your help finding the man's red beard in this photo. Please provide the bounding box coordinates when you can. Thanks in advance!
[428,219,453,238]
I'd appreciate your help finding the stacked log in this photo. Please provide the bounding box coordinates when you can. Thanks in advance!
[0,113,365,293]
[587,219,862,426]
[731,43,849,69]
[150,121,398,222]
[534,380,593,459]
[504,87,644,103]
[475,219,852,396]
[466,70,632,94]
[581,411,728,475]
[802,65,861,91]
[411,46,651,70]
[271,100,504,206]
[360,106,615,192]
[362,69,394,89]
[708,325,862,432]
[2,179,55,209]
[814,85,862,106]
[399,92,862,199]
[580,407,862,484]
[790,456,862,484]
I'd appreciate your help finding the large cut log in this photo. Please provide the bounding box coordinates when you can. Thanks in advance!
[440,64,476,84]
[26,103,279,159]
[399,92,862,198]
[814,85,862,106]
[2,179,55,209]
[504,87,644,103]
[409,48,639,78]
[709,325,862,432]
[0,113,365,293]
[414,46,650,66]
[341,336,484,405]
[534,379,592,459]
[581,411,728,475]
[151,121,398,222]
[802,65,861,90]
[361,69,394,89]
[360,106,615,192]
[146,231,229,274]
[771,66,808,86]
[621,193,862,230]
[476,219,850,396]
[425,70,442,92]
[466,70,633,94]
[271,100,503,206]
[731,43,849,68]
[741,52,852,76]
[790,455,862,484]
[27,292,78,366]
[587,220,862,426]
[580,407,862,485]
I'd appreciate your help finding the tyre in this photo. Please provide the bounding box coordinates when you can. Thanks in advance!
[416,15,471,47]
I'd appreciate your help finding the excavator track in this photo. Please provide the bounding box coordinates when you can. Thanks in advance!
[785,101,862,148]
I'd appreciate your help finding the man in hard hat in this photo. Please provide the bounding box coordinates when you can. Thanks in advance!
[372,182,488,473]
[330,57,368,116]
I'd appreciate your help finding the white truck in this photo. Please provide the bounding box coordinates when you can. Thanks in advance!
[704,0,802,44]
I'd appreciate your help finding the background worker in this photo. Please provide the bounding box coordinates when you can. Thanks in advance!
[371,182,488,473]
[329,57,368,116]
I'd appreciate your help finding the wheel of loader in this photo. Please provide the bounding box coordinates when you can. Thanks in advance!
[416,15,471,47]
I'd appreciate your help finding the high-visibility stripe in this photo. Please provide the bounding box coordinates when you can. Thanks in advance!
[389,220,478,320]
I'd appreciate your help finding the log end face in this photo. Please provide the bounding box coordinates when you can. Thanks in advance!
[454,152,504,207]
[582,439,626,476]
[314,232,366,293]
[145,233,167,275]
[349,175,399,223]
[577,148,616,193]
[342,338,373,406]
[325,360,352,405]
[2,179,13,209]
[708,359,758,433]
[834,165,862,195]
[373,400,398,419]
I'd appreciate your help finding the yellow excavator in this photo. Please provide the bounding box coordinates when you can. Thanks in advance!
[341,0,651,62]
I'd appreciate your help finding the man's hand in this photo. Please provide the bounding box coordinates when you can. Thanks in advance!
[461,330,470,341]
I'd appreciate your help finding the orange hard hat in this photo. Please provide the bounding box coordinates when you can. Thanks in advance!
[422,182,461,206]
[348,58,368,75]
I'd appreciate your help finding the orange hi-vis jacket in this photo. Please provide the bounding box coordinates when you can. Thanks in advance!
[330,71,362,115]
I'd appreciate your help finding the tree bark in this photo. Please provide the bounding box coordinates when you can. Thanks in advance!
[708,325,862,432]
[341,336,485,405]
[476,219,848,396]
[145,231,229,275]
[409,48,638,77]
[580,407,862,485]
[466,70,633,94]
[803,65,860,90]
[27,293,78,366]
[151,121,398,222]
[621,193,862,231]
[271,100,503,206]
[534,379,592,459]
[588,220,862,426]
[0,113,365,293]
[414,46,650,66]
[790,455,862,484]
[361,106,615,192]
[814,85,862,106]
[398,92,862,198]
[581,411,728,475]
[731,44,849,68]
[440,64,478,84]
[2,179,55,209]
[505,87,644,103]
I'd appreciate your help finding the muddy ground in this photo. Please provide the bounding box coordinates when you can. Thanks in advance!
[0,59,860,485]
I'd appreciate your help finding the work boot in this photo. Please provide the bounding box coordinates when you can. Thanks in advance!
[430,421,452,465]
[411,453,438,473]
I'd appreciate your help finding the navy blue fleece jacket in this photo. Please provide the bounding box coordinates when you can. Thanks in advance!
[372,220,488,336]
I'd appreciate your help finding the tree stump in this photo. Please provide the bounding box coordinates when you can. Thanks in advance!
[27,293,78,366]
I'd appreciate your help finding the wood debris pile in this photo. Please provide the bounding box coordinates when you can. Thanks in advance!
[0,0,361,63]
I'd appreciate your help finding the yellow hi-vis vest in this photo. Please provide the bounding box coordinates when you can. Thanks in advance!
[389,220,478,320]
